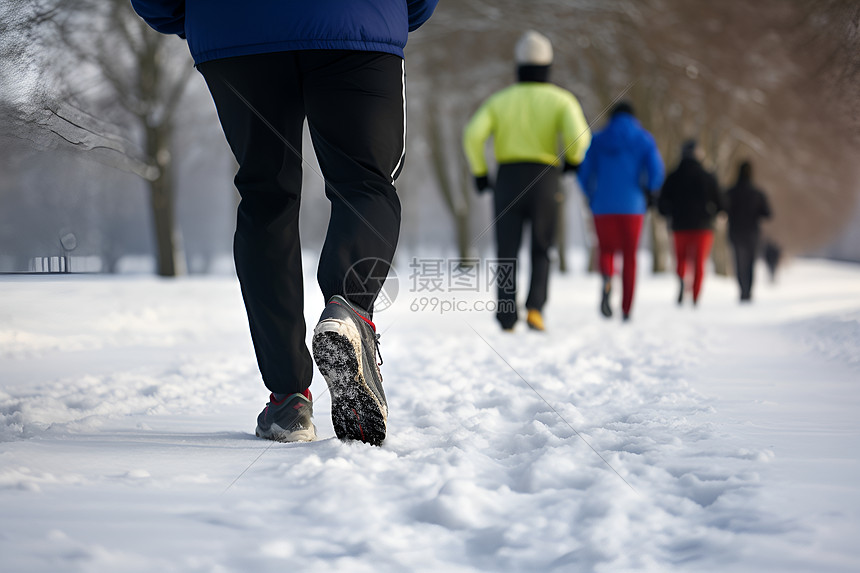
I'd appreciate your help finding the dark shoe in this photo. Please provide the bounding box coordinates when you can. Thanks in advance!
[312,295,387,446]
[600,276,613,318]
[622,312,631,322]
[677,277,685,305]
[255,390,316,442]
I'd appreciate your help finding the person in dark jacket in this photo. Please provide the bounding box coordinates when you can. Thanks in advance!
[726,161,772,302]
[577,101,664,321]
[463,31,591,332]
[763,239,782,282]
[658,139,724,306]
[131,0,438,445]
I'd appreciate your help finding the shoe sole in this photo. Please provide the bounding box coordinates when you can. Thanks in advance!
[255,423,316,443]
[312,321,387,446]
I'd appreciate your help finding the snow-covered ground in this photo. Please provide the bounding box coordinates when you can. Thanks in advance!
[1,254,859,572]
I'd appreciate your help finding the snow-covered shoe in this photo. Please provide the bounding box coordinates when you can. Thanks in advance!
[312,295,387,446]
[526,308,545,331]
[255,389,316,442]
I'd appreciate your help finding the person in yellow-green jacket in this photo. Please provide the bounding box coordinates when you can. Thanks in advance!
[463,30,591,332]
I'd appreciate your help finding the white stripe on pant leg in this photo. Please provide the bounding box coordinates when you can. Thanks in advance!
[390,58,406,182]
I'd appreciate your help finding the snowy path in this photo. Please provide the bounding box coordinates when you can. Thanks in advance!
[1,257,858,572]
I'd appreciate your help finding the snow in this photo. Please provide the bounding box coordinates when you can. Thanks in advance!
[1,255,859,572]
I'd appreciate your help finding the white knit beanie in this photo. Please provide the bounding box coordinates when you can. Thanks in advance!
[515,30,553,66]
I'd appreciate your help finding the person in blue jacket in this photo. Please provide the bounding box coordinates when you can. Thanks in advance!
[578,101,664,321]
[131,0,438,445]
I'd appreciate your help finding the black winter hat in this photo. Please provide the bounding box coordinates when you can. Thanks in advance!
[682,139,698,158]
[612,101,635,117]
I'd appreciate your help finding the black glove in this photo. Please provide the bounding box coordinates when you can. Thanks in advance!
[474,175,491,194]
[563,161,580,174]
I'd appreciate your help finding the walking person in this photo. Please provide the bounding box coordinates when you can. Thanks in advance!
[577,101,664,321]
[658,139,724,306]
[763,239,782,283]
[726,161,772,302]
[463,30,591,332]
[131,0,438,445]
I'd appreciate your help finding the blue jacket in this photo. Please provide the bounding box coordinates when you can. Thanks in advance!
[131,0,439,65]
[577,113,665,215]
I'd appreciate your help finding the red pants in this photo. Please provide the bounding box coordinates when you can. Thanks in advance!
[673,230,714,303]
[593,214,644,316]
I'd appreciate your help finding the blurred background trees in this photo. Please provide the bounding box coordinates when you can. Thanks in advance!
[1,0,232,275]
[406,0,860,267]
[1,0,858,274]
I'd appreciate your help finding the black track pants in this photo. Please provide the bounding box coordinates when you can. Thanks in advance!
[493,162,561,329]
[198,51,405,395]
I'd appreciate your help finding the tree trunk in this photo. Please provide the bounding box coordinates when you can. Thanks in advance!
[455,164,473,261]
[555,189,568,273]
[649,208,669,273]
[581,200,598,273]
[427,105,471,260]
[146,123,184,277]
[712,215,731,276]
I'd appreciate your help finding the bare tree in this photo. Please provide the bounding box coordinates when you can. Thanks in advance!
[3,0,194,276]
[426,99,473,260]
